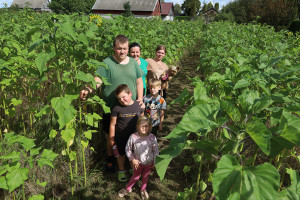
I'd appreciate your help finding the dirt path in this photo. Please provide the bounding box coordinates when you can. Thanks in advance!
[82,51,200,200]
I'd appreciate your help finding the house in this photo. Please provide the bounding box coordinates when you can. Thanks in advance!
[201,7,218,24]
[161,2,174,21]
[10,0,51,11]
[92,0,161,18]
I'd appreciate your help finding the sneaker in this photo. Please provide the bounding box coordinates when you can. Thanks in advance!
[118,171,127,182]
[140,190,149,200]
[118,188,132,197]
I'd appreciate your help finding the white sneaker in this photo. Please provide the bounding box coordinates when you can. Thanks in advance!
[140,190,149,199]
[118,188,131,197]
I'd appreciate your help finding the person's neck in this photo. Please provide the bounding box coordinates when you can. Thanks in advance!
[138,132,149,138]
[151,93,159,98]
[128,99,134,105]
[113,55,128,64]
[154,58,161,63]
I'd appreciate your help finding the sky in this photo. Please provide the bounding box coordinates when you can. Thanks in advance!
[0,0,232,9]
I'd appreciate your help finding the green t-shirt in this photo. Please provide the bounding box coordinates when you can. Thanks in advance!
[96,56,143,109]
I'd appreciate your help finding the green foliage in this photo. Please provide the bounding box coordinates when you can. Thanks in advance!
[221,0,298,30]
[122,2,134,17]
[174,3,182,16]
[156,21,300,199]
[48,0,96,14]
[181,0,201,17]
[0,132,57,196]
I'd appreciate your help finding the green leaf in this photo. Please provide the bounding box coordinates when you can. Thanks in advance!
[213,155,280,200]
[30,147,41,157]
[220,100,241,122]
[49,129,57,139]
[238,90,259,112]
[35,52,55,76]
[36,179,47,187]
[61,128,75,145]
[35,105,51,118]
[246,119,272,155]
[278,111,300,146]
[37,149,58,168]
[69,151,77,161]
[84,130,96,140]
[6,168,29,192]
[51,96,77,129]
[183,165,191,174]
[81,140,89,148]
[252,95,273,114]
[165,103,219,139]
[278,169,300,200]
[0,151,20,162]
[61,21,76,41]
[28,194,44,200]
[0,176,8,190]
[170,88,192,107]
[233,79,250,90]
[156,136,186,181]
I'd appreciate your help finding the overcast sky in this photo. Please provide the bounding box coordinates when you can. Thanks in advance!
[0,0,232,9]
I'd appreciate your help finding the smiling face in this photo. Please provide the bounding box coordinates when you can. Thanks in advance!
[116,91,133,106]
[155,49,165,61]
[149,84,161,97]
[137,121,150,136]
[113,41,129,62]
[130,46,141,61]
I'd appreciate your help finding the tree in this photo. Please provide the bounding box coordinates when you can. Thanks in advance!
[207,2,213,9]
[122,1,133,17]
[174,3,182,16]
[48,0,96,14]
[181,0,201,17]
[214,3,219,11]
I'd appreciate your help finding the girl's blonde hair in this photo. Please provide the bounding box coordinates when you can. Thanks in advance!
[136,116,152,134]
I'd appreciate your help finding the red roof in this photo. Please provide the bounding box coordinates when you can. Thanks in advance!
[161,2,173,15]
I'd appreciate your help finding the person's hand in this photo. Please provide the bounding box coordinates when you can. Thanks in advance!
[132,159,140,170]
[110,139,115,147]
[137,99,145,109]
[80,88,92,100]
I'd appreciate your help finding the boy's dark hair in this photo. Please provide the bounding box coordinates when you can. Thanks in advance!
[129,42,141,51]
[113,35,129,47]
[156,44,166,54]
[114,84,131,96]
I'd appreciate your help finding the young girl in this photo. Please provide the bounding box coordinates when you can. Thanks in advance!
[118,116,159,199]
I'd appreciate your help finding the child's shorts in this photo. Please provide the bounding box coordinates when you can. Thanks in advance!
[114,134,130,156]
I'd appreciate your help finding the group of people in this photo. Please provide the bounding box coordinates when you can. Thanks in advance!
[80,35,171,199]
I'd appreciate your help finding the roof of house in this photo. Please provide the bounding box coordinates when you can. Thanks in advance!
[92,0,159,12]
[11,0,49,9]
[161,2,173,16]
[202,7,219,14]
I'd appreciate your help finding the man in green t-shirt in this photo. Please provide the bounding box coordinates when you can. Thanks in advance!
[80,35,143,172]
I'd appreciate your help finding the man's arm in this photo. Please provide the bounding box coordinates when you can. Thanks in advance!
[109,116,117,147]
[80,76,103,100]
[136,77,143,102]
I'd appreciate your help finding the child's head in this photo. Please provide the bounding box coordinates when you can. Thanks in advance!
[114,84,133,106]
[136,116,152,136]
[148,79,161,96]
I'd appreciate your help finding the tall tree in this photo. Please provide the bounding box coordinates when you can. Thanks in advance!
[122,1,133,17]
[174,3,182,16]
[207,2,213,9]
[181,0,201,17]
[49,0,96,14]
[214,2,219,11]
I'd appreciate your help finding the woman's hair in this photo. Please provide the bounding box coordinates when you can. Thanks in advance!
[113,35,129,47]
[156,44,166,53]
[129,42,141,51]
[136,116,152,133]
